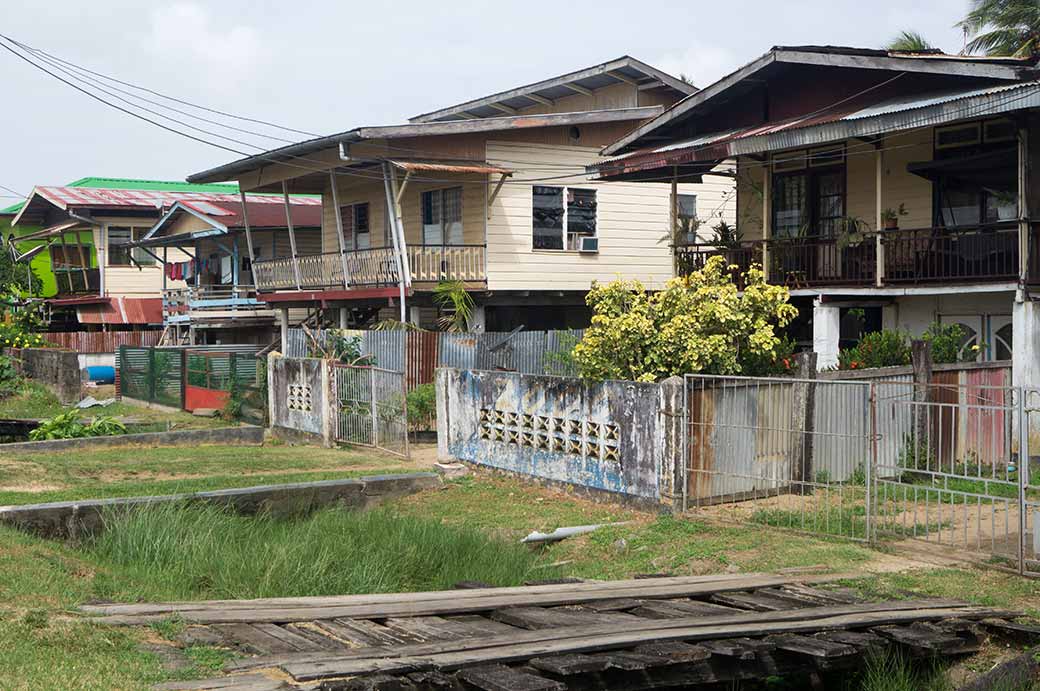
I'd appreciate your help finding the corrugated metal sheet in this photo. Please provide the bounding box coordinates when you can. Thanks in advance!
[45,330,162,353]
[76,298,164,325]
[597,80,1040,174]
[284,328,584,383]
[388,160,512,175]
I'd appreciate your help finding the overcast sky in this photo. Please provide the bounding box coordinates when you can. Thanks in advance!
[1,0,972,203]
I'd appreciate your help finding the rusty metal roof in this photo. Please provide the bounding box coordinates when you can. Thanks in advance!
[595,80,1040,178]
[12,187,320,227]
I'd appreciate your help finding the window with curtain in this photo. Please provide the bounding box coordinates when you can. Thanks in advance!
[421,187,463,245]
[772,168,844,238]
[339,203,370,249]
[532,186,597,250]
[107,227,154,266]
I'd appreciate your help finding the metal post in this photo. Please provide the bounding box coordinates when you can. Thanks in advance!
[1019,124,1030,282]
[681,374,688,513]
[867,381,878,543]
[239,190,256,264]
[875,145,885,287]
[282,181,302,290]
[1019,385,1027,574]
[328,170,351,289]
[370,366,378,447]
[402,369,410,460]
[761,166,771,282]
[381,162,408,323]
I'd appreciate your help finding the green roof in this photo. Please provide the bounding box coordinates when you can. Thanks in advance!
[0,177,241,215]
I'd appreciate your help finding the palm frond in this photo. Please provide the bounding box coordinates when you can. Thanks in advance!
[432,280,475,332]
[885,31,935,52]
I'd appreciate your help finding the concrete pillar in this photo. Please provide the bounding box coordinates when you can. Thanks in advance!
[469,304,487,332]
[1013,298,1040,391]
[812,300,841,371]
[1012,298,1040,465]
[408,305,422,327]
[339,307,349,330]
[279,307,290,354]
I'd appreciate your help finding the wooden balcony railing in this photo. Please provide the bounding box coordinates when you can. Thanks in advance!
[882,224,1018,284]
[253,245,487,292]
[408,244,486,283]
[676,224,1023,289]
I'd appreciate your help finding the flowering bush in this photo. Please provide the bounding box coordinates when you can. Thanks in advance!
[0,300,49,349]
[838,330,911,370]
[921,321,971,364]
[573,256,798,382]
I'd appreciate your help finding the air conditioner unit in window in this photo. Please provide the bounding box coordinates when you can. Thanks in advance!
[578,236,599,253]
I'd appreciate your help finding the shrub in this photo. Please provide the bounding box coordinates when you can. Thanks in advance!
[406,383,436,430]
[29,410,127,441]
[574,256,797,382]
[838,330,910,370]
[921,321,970,364]
[740,335,798,377]
[0,354,22,398]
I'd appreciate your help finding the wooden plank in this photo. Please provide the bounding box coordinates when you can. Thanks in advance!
[769,634,858,659]
[82,573,792,617]
[154,674,297,691]
[580,598,643,612]
[711,591,807,611]
[529,653,612,675]
[629,600,741,619]
[699,639,757,660]
[382,617,466,643]
[632,641,712,663]
[97,576,819,625]
[441,615,522,638]
[211,623,314,655]
[491,607,603,630]
[282,623,349,651]
[456,664,565,691]
[872,624,973,654]
[594,651,666,670]
[286,599,966,663]
[324,618,420,647]
[282,605,1013,681]
[816,630,887,649]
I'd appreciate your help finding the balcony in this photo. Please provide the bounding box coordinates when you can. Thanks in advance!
[252,245,486,292]
[162,285,271,325]
[675,222,1024,290]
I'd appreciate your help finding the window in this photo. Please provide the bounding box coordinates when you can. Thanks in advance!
[107,227,154,266]
[933,118,1018,228]
[340,203,370,249]
[676,194,698,245]
[771,162,844,239]
[532,186,597,250]
[421,187,463,245]
[49,245,91,268]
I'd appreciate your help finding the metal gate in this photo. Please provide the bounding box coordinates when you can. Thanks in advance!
[334,364,409,458]
[682,373,1039,574]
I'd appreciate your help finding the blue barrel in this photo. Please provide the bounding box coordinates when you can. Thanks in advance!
[85,365,115,384]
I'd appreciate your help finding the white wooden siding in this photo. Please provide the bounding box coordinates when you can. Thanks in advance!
[484,140,734,291]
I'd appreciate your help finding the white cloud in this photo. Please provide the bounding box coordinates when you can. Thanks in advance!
[654,44,745,89]
[142,3,263,78]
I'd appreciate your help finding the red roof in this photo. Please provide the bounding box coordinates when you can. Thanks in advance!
[177,198,322,229]
[72,297,164,325]
[29,186,320,211]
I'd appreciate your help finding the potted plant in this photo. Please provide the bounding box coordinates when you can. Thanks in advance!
[836,216,869,250]
[993,190,1018,221]
[880,203,908,230]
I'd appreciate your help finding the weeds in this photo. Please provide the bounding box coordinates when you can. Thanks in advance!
[86,502,555,601]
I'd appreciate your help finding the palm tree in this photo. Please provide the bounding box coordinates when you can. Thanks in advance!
[958,0,1040,57]
[886,31,936,52]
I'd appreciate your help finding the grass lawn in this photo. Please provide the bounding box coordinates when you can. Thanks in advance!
[0,442,417,505]
[1,454,1040,689]
[0,381,231,430]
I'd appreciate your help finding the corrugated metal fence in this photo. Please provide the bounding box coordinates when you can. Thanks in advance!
[47,330,161,353]
[285,328,584,388]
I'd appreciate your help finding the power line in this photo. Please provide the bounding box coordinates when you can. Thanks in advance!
[1,33,320,138]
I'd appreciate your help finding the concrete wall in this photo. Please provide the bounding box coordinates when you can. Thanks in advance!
[436,368,682,506]
[0,473,441,540]
[267,354,332,445]
[6,347,82,404]
[0,425,264,454]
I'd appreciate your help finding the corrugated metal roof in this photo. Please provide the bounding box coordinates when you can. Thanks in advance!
[596,80,1040,177]
[75,297,163,325]
[0,177,242,216]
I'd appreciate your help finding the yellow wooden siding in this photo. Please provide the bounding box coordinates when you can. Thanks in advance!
[515,82,640,116]
[321,174,485,252]
[90,222,187,298]
[736,129,934,240]
[484,141,734,291]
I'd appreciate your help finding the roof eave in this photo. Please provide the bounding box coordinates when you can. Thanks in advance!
[602,47,1035,157]
[187,106,664,185]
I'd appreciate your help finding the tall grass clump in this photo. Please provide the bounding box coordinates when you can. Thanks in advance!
[87,503,553,601]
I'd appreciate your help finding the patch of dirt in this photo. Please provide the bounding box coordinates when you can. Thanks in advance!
[408,443,440,467]
[0,481,66,494]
